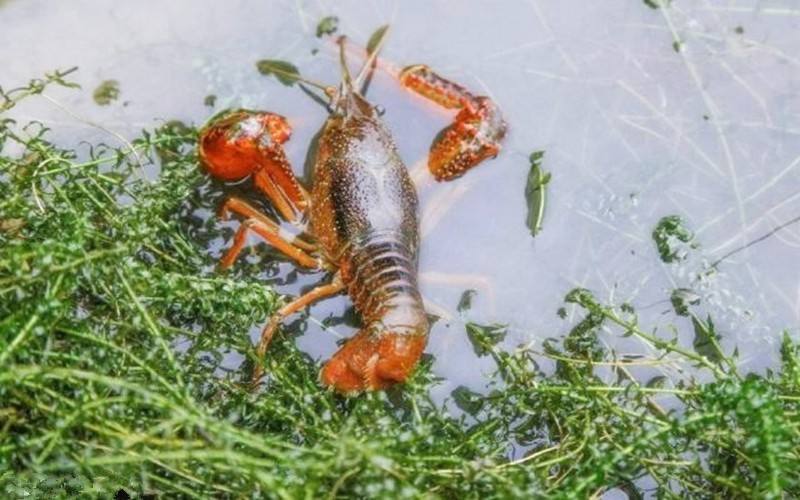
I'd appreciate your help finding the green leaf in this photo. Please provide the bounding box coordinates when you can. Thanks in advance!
[691,314,723,363]
[652,215,695,263]
[466,322,507,357]
[366,25,390,56]
[670,288,700,316]
[457,289,477,314]
[255,59,301,86]
[564,287,597,309]
[92,79,120,105]
[643,0,671,9]
[564,311,604,360]
[525,150,550,237]
[451,385,485,415]
[316,16,339,37]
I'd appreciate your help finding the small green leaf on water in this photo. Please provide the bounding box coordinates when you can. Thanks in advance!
[366,25,390,56]
[255,59,301,86]
[671,288,700,316]
[643,0,671,9]
[525,150,550,237]
[466,322,507,357]
[652,215,694,263]
[451,385,485,415]
[93,79,120,105]
[565,287,598,309]
[457,289,477,313]
[316,16,339,37]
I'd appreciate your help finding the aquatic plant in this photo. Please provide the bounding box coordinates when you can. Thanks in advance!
[1,72,798,498]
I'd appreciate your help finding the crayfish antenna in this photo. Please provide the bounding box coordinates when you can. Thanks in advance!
[353,25,390,95]
[333,26,391,102]
[337,35,356,95]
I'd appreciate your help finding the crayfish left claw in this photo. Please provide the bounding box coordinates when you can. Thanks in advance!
[399,65,507,181]
[428,97,506,181]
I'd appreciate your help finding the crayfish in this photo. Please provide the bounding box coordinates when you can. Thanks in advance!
[198,29,506,393]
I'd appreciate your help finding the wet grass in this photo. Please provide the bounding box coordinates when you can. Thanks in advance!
[1,73,799,498]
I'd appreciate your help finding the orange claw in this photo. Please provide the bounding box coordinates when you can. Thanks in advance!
[399,65,507,181]
[429,97,506,181]
[199,109,290,180]
[320,331,427,393]
[198,110,308,221]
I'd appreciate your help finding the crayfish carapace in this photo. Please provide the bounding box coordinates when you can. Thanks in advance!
[198,29,506,393]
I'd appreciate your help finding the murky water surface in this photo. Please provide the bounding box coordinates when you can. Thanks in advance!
[3,0,799,396]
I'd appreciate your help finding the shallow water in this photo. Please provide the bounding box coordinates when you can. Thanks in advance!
[3,0,799,396]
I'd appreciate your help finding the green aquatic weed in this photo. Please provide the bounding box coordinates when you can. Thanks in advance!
[92,79,120,105]
[1,70,799,498]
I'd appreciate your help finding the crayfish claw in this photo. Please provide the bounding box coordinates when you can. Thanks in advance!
[428,97,507,181]
[320,330,427,394]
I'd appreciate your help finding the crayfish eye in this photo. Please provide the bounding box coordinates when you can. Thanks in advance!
[197,109,292,182]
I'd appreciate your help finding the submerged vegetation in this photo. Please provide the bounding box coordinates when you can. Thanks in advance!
[652,215,695,264]
[316,16,339,38]
[92,79,121,106]
[524,150,549,238]
[1,73,799,498]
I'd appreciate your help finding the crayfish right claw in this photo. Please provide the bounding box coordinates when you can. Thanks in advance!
[320,330,427,394]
